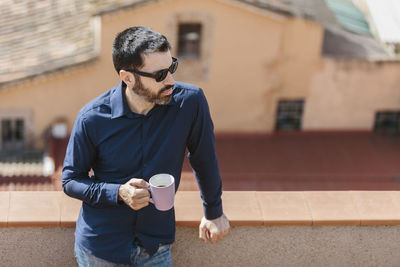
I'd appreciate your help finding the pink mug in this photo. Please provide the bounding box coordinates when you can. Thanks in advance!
[148,174,175,211]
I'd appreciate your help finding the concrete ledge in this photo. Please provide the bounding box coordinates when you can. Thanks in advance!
[2,191,400,266]
[1,190,400,226]
[2,226,400,266]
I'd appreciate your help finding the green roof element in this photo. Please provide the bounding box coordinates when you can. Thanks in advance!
[325,0,372,35]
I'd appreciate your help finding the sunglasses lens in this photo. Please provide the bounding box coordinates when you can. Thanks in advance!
[155,70,168,82]
[155,58,178,82]
[170,61,178,74]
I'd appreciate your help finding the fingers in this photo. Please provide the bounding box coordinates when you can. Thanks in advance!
[209,227,229,243]
[209,231,221,244]
[200,227,222,244]
[128,178,149,188]
[199,222,208,244]
[131,201,149,210]
[223,227,230,235]
[133,188,150,198]
[199,215,230,244]
[119,178,151,211]
[199,219,219,244]
[208,229,228,244]
[129,194,150,210]
[134,195,150,203]
[129,188,150,210]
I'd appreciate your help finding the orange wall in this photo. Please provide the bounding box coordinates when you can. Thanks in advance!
[304,58,400,130]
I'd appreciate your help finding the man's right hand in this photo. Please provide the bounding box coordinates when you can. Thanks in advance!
[118,178,150,210]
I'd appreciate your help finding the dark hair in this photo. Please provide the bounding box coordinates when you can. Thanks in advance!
[112,26,171,74]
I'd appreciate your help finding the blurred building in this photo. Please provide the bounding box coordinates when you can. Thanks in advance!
[1,0,400,188]
[353,0,400,55]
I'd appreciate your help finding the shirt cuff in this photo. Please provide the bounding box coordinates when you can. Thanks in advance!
[203,203,223,220]
[103,183,121,205]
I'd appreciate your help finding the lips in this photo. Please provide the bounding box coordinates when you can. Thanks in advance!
[162,88,173,96]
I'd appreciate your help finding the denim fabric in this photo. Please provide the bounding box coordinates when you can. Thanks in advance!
[74,242,172,267]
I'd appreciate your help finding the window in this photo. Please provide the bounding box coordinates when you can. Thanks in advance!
[1,117,25,151]
[374,111,400,134]
[275,100,304,131]
[178,23,202,59]
[168,13,212,81]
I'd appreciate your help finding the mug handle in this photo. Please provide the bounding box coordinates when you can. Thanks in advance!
[147,187,155,204]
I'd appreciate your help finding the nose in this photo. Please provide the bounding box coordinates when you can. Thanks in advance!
[163,71,175,85]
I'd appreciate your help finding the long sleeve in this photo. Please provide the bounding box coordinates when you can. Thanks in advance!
[187,89,223,220]
[62,114,120,207]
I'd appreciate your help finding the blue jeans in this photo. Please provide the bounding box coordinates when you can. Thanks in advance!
[74,242,172,267]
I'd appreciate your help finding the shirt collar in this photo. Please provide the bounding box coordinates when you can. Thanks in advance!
[165,85,177,106]
[110,82,177,119]
[110,82,130,119]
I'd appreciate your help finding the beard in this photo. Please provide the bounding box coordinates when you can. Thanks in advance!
[131,75,173,105]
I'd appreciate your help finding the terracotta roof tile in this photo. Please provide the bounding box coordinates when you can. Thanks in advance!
[2,132,400,192]
[0,0,99,86]
[90,0,153,15]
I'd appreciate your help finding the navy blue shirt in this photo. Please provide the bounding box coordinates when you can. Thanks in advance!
[62,81,223,264]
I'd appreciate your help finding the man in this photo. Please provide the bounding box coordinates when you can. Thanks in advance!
[62,26,230,266]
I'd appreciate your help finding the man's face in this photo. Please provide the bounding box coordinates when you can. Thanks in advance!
[129,51,176,105]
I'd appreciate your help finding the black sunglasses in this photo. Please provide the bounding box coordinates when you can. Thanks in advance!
[125,57,179,82]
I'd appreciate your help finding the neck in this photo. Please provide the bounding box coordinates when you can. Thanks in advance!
[124,85,155,115]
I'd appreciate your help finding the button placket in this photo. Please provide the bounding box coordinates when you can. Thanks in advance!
[137,117,145,176]
[142,117,147,170]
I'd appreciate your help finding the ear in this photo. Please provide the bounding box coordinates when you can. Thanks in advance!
[119,70,135,86]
